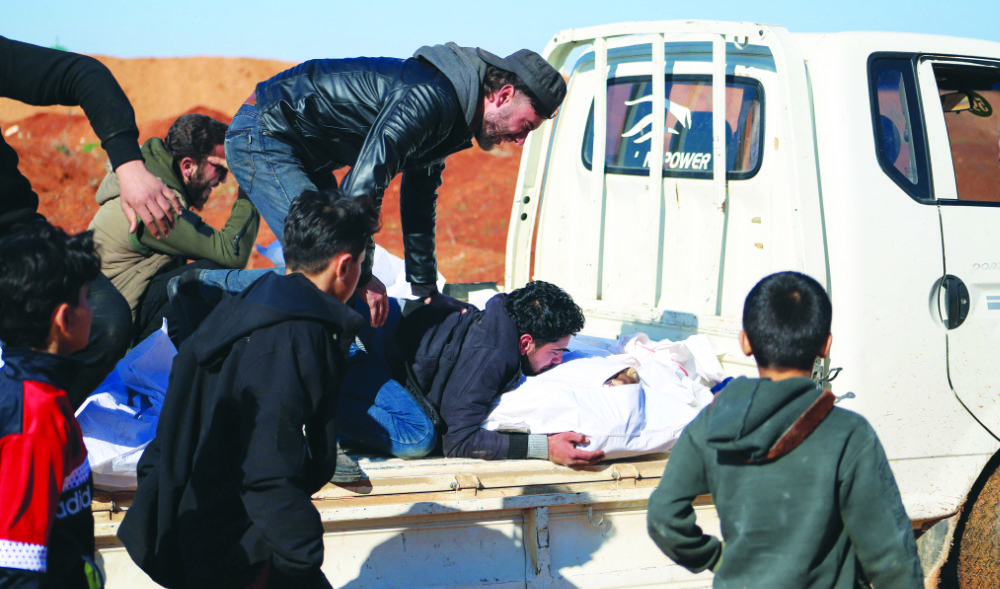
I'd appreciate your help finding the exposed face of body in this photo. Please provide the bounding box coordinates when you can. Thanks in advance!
[520,334,571,376]
[475,87,544,151]
[183,144,228,210]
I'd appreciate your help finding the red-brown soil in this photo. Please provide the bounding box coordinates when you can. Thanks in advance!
[0,55,520,283]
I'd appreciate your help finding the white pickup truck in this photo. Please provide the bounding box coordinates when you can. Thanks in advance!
[95,20,1000,588]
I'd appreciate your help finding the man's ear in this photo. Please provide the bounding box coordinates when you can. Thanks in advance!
[738,330,753,357]
[328,251,359,302]
[331,251,352,279]
[178,156,198,180]
[518,333,534,356]
[488,84,516,107]
[50,302,73,343]
[818,334,833,359]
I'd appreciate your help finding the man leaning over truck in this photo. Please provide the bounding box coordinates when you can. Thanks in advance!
[188,43,566,329]
[391,280,605,466]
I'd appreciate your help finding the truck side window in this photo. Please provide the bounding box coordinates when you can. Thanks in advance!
[869,57,931,200]
[582,75,764,179]
[932,63,1000,203]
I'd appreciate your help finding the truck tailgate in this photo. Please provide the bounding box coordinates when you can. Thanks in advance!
[93,454,721,588]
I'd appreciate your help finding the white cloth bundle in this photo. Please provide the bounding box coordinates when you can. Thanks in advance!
[483,333,724,460]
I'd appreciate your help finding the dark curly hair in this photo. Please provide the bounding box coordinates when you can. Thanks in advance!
[504,280,584,344]
[743,271,832,371]
[0,222,101,349]
[283,188,381,274]
[163,113,227,163]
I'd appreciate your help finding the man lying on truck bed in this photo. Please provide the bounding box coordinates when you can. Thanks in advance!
[386,280,606,467]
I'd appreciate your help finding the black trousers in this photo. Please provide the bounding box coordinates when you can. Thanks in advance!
[133,259,226,347]
[68,273,132,409]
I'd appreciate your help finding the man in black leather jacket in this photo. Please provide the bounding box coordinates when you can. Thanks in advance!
[200,43,565,328]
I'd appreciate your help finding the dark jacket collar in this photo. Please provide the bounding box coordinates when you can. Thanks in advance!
[1,347,81,392]
[188,272,365,362]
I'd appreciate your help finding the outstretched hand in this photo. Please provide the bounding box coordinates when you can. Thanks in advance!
[357,276,389,328]
[548,432,605,467]
[116,160,182,239]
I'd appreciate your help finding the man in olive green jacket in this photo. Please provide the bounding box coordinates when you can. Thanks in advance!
[89,113,259,343]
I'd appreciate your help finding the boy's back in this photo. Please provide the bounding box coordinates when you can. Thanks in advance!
[118,188,378,589]
[647,271,923,588]
[648,376,922,588]
[118,271,363,588]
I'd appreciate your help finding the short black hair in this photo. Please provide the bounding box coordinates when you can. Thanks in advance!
[0,222,101,349]
[282,189,380,274]
[163,113,227,162]
[504,280,585,344]
[742,271,832,371]
[482,65,548,119]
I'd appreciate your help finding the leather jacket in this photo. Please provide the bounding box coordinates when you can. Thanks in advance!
[254,57,474,289]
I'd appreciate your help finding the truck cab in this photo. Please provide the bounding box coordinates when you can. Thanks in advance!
[507,20,1000,584]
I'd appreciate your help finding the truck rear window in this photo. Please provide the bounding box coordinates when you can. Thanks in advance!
[870,57,931,200]
[582,75,764,179]
[933,63,1000,203]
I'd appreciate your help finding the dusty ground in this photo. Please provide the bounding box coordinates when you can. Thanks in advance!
[0,54,520,283]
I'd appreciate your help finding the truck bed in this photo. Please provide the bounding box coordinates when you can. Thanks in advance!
[92,453,724,588]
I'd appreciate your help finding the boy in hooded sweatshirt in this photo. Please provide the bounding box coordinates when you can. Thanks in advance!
[117,189,379,589]
[646,271,922,588]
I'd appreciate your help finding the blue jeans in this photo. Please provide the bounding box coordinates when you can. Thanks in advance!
[199,103,336,293]
[338,298,436,459]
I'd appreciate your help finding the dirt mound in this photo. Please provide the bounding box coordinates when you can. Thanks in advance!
[0,55,519,283]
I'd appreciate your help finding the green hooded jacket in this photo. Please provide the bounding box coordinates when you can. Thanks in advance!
[647,376,923,588]
[88,137,259,317]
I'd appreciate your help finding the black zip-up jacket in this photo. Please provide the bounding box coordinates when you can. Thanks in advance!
[0,36,143,233]
[399,294,533,460]
[253,56,474,290]
[117,272,364,588]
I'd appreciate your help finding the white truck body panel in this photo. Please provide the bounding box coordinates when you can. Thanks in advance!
[507,21,1000,529]
[95,456,721,587]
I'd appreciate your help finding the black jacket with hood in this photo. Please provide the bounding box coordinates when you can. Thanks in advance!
[646,377,923,588]
[117,272,363,588]
[252,43,488,293]
[399,293,536,460]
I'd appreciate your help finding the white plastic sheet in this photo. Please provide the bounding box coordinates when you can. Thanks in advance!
[75,327,176,490]
[483,334,723,460]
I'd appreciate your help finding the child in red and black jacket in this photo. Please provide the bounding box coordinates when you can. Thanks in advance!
[0,222,103,589]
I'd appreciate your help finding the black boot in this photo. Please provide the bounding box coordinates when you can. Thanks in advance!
[331,442,365,483]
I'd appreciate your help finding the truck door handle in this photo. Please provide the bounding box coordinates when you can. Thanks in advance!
[938,274,970,329]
